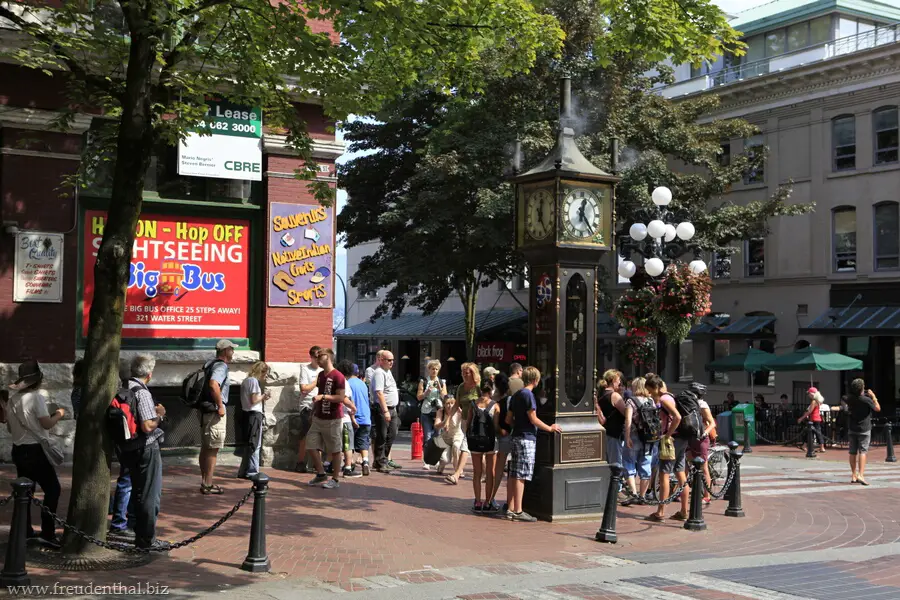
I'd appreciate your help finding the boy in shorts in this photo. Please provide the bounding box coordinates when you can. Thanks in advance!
[505,367,562,522]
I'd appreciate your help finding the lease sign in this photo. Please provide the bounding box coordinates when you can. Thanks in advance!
[82,211,251,338]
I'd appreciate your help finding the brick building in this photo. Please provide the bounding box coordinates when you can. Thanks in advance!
[0,21,343,465]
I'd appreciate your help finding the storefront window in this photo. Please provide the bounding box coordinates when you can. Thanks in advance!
[712,339,730,385]
[564,274,587,405]
[678,340,693,382]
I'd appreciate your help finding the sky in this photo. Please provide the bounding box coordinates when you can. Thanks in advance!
[332,0,774,324]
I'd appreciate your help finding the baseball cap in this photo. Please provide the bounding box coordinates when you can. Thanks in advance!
[483,366,499,378]
[808,386,818,395]
[216,339,237,351]
[351,363,360,376]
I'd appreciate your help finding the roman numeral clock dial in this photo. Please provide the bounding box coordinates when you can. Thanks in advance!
[563,188,602,242]
[526,189,555,241]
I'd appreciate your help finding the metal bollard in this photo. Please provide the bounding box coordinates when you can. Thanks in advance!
[725,446,745,518]
[684,457,707,532]
[806,420,817,458]
[1,478,34,586]
[241,473,271,572]
[886,422,897,463]
[743,421,753,454]
[595,467,621,544]
[725,441,739,504]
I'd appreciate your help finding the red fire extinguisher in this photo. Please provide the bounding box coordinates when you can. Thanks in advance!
[411,422,424,460]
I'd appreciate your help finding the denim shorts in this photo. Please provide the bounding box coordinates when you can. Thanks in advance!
[605,436,625,469]
[354,425,371,452]
[849,432,871,454]
[627,434,653,480]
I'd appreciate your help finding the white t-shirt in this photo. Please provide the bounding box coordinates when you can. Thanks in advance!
[298,363,323,410]
[7,390,51,446]
[241,377,263,413]
[373,367,399,408]
[342,385,353,424]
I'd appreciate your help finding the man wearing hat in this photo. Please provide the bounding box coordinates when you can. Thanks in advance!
[482,366,499,389]
[199,340,235,494]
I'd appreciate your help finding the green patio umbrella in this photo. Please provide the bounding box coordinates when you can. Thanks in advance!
[706,347,776,401]
[762,346,863,383]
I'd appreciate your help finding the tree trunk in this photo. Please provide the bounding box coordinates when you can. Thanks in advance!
[462,281,478,362]
[64,29,156,554]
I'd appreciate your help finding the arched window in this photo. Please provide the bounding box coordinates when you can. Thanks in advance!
[564,274,587,405]
[832,115,856,171]
[874,201,900,270]
[873,106,899,165]
[833,207,857,272]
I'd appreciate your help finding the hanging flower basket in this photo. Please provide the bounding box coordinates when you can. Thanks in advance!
[654,263,712,343]
[620,333,657,367]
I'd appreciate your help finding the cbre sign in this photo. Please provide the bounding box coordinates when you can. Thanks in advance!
[178,98,263,181]
[476,342,514,363]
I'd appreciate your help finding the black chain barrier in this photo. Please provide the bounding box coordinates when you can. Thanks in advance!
[620,472,687,506]
[750,423,805,447]
[700,459,736,500]
[30,485,255,555]
[0,495,13,508]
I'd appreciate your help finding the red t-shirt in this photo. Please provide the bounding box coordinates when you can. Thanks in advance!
[314,369,346,420]
[810,402,822,422]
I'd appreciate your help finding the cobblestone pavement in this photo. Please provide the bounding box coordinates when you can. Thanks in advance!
[0,440,898,598]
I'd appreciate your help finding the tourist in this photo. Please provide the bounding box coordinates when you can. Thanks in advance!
[508,363,524,394]
[296,346,323,473]
[345,363,371,476]
[238,361,269,480]
[466,381,499,512]
[506,367,561,522]
[306,348,351,489]
[456,362,481,421]
[199,340,234,495]
[797,387,826,453]
[417,359,446,470]
[622,377,656,506]
[835,379,880,485]
[5,360,64,548]
[596,370,632,497]
[488,373,512,510]
[645,373,688,522]
[372,349,401,473]
[435,395,469,484]
[686,382,715,506]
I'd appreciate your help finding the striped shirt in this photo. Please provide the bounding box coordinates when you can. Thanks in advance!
[128,379,164,447]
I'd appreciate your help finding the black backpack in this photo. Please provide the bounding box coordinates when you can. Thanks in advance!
[674,390,703,440]
[635,399,662,443]
[468,402,496,448]
[181,359,223,411]
[106,381,147,453]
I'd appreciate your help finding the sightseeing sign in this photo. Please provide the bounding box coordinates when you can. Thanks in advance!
[82,211,251,338]
[178,98,263,181]
[267,202,334,309]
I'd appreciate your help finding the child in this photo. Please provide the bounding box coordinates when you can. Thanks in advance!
[505,367,561,522]
[466,381,498,513]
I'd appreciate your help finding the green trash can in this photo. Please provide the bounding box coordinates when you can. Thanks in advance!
[731,403,756,445]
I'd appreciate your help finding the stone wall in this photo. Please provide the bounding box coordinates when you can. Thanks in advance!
[0,352,307,468]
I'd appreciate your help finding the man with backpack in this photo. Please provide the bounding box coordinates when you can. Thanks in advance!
[199,340,234,495]
[112,355,166,550]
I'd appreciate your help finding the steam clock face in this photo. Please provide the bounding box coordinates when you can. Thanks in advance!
[562,188,601,239]
[525,189,555,241]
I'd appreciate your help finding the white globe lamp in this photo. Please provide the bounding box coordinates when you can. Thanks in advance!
[676,222,695,241]
[689,259,708,275]
[652,186,672,206]
[629,223,648,241]
[645,257,665,277]
[664,224,677,242]
[618,259,637,279]
[647,220,666,239]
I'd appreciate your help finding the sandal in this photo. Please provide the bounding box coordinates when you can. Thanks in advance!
[200,484,224,495]
[857,478,869,486]
[645,513,665,522]
[445,474,458,485]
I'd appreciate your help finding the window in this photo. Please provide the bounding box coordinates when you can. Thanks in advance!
[745,238,765,277]
[752,339,775,387]
[875,202,900,270]
[718,140,731,167]
[874,107,899,165]
[832,115,856,171]
[743,135,765,184]
[712,339,730,385]
[712,252,731,279]
[787,22,809,51]
[766,29,786,56]
[809,15,832,45]
[833,207,857,272]
[678,340,693,383]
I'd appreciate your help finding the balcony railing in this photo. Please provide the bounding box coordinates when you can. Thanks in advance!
[660,23,900,98]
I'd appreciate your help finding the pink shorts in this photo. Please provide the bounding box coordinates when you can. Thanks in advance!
[688,436,710,461]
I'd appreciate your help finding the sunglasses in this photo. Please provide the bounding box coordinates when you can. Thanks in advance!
[384,358,395,362]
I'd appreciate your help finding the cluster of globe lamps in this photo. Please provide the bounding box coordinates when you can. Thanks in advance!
[617,186,708,280]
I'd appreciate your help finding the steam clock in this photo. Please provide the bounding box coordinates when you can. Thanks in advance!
[510,78,619,521]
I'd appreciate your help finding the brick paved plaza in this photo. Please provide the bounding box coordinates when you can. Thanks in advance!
[3,436,900,599]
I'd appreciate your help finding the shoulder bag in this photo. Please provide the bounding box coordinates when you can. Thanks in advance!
[11,397,64,466]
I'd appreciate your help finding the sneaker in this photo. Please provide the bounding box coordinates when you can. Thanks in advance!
[109,527,136,540]
[137,540,171,552]
[501,502,509,513]
[323,478,340,490]
[341,467,353,478]
[471,501,484,513]
[375,465,392,474]
[512,511,537,523]
[423,464,431,471]
[482,501,500,513]
[505,510,516,521]
[307,473,328,486]
[295,462,309,474]
[362,463,370,476]
[325,462,334,474]
[387,460,403,470]
[346,466,363,478]
[36,536,62,550]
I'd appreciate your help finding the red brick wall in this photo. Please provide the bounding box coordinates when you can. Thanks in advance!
[0,128,81,363]
[262,158,335,363]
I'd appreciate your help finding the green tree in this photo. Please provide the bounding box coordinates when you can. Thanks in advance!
[0,0,560,553]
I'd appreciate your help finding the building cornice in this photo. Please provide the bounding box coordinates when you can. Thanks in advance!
[699,43,900,121]
[0,107,94,133]
[264,133,345,161]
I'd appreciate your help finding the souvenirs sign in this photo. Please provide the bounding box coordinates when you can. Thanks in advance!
[14,232,64,303]
[267,202,334,309]
[178,99,263,181]
[82,211,251,338]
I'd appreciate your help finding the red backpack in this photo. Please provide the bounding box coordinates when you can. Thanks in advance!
[106,381,147,452]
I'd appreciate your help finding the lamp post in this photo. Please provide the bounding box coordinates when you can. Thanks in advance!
[617,186,707,281]
[334,272,349,330]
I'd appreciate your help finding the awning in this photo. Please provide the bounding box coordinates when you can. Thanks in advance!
[801,306,900,335]
[334,309,527,340]
[689,315,775,339]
